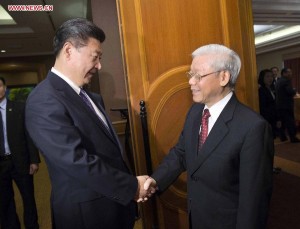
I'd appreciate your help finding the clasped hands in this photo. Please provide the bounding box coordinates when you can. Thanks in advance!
[135,176,157,202]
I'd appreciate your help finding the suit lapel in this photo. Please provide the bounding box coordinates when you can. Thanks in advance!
[48,72,118,145]
[87,92,120,145]
[191,105,203,159]
[86,91,129,166]
[47,72,131,168]
[5,100,13,132]
[191,95,238,175]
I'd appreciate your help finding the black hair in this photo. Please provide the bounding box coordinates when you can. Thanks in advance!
[258,69,272,87]
[53,18,106,57]
[0,77,6,85]
[281,67,290,75]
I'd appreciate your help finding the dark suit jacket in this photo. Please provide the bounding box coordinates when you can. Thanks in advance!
[258,86,277,125]
[275,77,296,110]
[25,72,137,229]
[152,94,274,229]
[5,99,40,174]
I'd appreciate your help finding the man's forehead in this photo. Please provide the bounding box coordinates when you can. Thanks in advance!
[191,56,212,71]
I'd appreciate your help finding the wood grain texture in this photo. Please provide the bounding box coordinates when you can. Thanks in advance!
[118,0,258,228]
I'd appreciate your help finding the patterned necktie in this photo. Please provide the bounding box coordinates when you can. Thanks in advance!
[0,109,5,155]
[79,89,111,134]
[198,109,210,151]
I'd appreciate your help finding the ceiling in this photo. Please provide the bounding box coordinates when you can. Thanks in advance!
[0,0,89,57]
[252,0,300,54]
[253,0,300,26]
[1,0,300,57]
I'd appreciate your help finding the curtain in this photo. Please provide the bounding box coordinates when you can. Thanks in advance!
[284,58,300,92]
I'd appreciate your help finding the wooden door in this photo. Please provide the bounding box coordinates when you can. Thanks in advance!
[117,0,257,228]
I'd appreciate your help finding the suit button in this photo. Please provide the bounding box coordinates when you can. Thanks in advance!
[192,176,200,181]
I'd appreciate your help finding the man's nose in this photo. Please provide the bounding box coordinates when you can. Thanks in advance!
[95,61,101,70]
[189,76,197,85]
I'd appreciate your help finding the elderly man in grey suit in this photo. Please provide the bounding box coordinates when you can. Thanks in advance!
[144,44,274,229]
[25,18,151,229]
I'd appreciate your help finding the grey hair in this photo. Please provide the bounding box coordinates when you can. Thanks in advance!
[192,44,241,89]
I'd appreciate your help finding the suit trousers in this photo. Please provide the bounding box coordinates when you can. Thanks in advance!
[51,196,136,229]
[0,159,39,229]
[278,108,297,140]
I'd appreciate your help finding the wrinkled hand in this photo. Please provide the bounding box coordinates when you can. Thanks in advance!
[29,164,39,175]
[144,177,157,195]
[138,177,157,202]
[135,176,157,202]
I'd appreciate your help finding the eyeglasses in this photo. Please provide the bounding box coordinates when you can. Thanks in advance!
[186,70,224,82]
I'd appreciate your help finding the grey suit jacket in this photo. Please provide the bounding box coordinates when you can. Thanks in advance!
[152,94,274,229]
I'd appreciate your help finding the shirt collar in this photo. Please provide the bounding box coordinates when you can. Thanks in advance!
[204,91,233,121]
[0,97,7,110]
[51,67,81,94]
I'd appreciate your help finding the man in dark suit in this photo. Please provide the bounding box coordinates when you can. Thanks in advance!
[144,44,274,229]
[275,68,300,143]
[270,66,280,91]
[0,77,40,229]
[258,69,278,139]
[25,18,150,229]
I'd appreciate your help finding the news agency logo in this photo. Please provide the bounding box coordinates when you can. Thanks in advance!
[8,5,53,12]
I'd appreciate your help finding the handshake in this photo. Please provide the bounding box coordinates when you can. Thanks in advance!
[134,176,158,202]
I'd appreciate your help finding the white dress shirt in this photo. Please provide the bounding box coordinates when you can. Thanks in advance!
[51,67,109,127]
[201,92,233,134]
[0,98,11,155]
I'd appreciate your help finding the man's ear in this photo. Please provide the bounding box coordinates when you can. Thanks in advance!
[219,70,231,87]
[62,42,73,60]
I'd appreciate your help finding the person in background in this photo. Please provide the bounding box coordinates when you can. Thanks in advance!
[275,68,300,143]
[143,44,274,229]
[258,69,279,139]
[0,77,40,229]
[270,66,280,91]
[25,18,152,229]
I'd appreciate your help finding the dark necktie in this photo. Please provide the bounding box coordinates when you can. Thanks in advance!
[0,109,6,155]
[79,89,111,134]
[198,109,210,151]
[78,90,133,169]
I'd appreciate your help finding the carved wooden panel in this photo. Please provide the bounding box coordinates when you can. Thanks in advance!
[118,0,257,228]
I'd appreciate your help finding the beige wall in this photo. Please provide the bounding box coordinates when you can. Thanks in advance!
[1,72,38,86]
[91,0,128,123]
[256,45,300,76]
[0,55,54,86]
